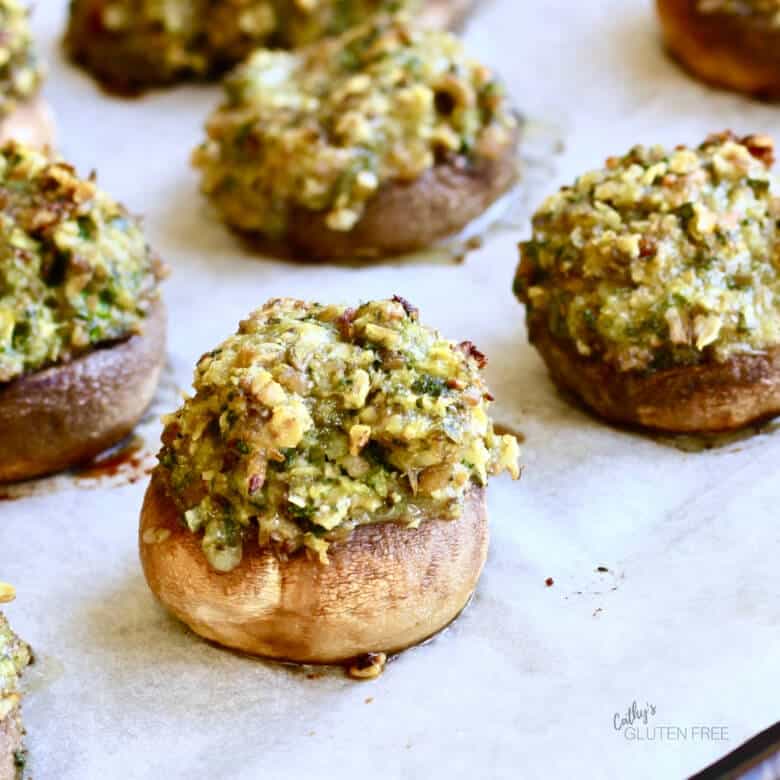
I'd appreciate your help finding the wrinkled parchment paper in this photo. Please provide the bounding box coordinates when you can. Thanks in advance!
[1,1,779,777]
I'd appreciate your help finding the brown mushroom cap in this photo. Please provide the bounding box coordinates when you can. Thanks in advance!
[286,132,520,261]
[0,300,166,483]
[657,0,780,97]
[139,469,489,664]
[528,317,780,433]
[0,96,55,149]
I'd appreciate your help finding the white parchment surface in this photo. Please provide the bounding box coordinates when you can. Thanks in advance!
[1,1,779,778]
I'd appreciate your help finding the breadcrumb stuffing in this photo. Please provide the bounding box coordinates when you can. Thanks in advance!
[159,298,519,570]
[515,132,780,372]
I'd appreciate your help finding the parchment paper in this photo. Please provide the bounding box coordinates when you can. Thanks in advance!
[1,1,778,778]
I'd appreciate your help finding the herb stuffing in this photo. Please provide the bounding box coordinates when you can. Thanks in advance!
[515,132,780,372]
[192,13,518,237]
[158,298,519,571]
[0,142,165,383]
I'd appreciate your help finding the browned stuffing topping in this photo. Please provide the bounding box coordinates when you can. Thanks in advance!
[158,297,520,570]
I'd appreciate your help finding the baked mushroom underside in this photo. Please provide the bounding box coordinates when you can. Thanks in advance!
[529,317,780,433]
[140,469,489,664]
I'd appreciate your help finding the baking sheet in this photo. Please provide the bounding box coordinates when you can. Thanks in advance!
[1,1,779,778]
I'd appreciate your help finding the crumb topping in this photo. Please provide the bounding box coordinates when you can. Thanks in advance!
[515,132,780,372]
[158,297,519,570]
[192,13,517,237]
[0,142,165,382]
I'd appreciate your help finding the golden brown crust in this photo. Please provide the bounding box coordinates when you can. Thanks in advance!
[657,0,780,97]
[0,96,55,149]
[286,134,520,261]
[529,317,780,433]
[0,705,23,780]
[0,300,166,483]
[139,469,489,664]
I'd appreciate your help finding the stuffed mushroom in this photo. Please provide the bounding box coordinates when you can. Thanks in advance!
[65,0,476,93]
[193,13,520,260]
[140,297,519,664]
[0,142,167,482]
[514,131,780,433]
[658,0,780,97]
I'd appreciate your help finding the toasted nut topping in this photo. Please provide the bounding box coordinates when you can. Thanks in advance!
[0,142,163,383]
[159,298,519,571]
[515,133,780,370]
[192,14,517,239]
[349,424,372,456]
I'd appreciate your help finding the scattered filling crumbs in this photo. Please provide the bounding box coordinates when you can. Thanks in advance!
[0,0,43,117]
[193,13,518,237]
[515,132,780,372]
[545,577,554,587]
[348,652,387,679]
[66,0,416,84]
[0,142,165,382]
[158,297,520,571]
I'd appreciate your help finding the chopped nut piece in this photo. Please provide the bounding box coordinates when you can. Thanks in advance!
[665,308,689,345]
[343,369,371,409]
[363,323,400,349]
[418,464,452,493]
[391,295,418,318]
[349,424,372,456]
[458,341,488,369]
[348,652,387,680]
[694,314,722,349]
[268,403,311,448]
[744,133,776,166]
